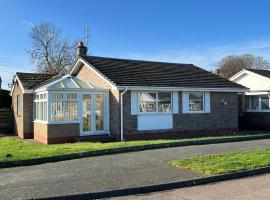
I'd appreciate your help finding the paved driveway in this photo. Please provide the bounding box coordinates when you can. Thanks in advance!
[112,173,270,200]
[0,139,270,199]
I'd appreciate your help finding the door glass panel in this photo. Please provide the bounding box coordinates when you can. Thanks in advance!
[82,94,91,132]
[95,94,104,131]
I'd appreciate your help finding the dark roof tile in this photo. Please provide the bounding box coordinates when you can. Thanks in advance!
[16,72,55,89]
[246,69,270,79]
[82,56,246,89]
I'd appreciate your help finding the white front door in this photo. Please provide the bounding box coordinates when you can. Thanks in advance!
[81,92,107,136]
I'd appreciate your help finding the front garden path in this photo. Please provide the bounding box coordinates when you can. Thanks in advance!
[1,139,270,200]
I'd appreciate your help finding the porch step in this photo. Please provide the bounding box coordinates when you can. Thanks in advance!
[76,135,117,143]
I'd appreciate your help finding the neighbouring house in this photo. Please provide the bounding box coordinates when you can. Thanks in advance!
[0,76,13,134]
[230,68,270,130]
[11,42,247,144]
[0,76,11,108]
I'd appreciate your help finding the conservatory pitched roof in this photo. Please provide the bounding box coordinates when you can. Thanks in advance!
[33,75,105,91]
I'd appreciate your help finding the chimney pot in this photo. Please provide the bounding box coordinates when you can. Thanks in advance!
[76,42,87,57]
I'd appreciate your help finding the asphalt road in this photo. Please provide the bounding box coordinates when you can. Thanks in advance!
[111,173,270,200]
[0,139,270,199]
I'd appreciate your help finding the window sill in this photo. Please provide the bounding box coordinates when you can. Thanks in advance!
[48,121,80,125]
[137,112,173,116]
[247,110,270,113]
[184,111,209,114]
[33,120,48,124]
[33,120,80,124]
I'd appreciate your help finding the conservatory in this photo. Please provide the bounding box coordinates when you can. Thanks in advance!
[33,75,109,144]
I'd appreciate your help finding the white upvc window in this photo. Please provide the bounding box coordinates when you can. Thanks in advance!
[183,91,210,113]
[51,92,79,122]
[249,95,270,112]
[138,91,172,113]
[34,92,48,121]
[188,92,204,112]
[66,93,78,121]
[51,93,64,122]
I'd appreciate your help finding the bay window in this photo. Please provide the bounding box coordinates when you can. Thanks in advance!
[138,92,171,113]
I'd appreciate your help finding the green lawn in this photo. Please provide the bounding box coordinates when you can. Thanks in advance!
[0,131,269,163]
[170,148,270,176]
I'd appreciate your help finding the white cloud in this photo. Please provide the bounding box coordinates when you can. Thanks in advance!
[120,38,270,71]
[2,38,270,90]
[0,57,32,90]
[20,20,33,28]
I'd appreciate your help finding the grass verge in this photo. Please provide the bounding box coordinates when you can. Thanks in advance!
[170,148,270,176]
[0,131,270,163]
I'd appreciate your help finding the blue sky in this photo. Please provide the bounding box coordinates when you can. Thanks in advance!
[1,0,270,89]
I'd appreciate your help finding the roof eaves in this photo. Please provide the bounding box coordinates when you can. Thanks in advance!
[117,85,248,92]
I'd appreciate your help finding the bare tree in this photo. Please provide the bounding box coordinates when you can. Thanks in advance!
[216,54,270,79]
[28,23,78,75]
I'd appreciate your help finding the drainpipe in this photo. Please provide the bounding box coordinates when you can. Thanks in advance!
[120,87,128,142]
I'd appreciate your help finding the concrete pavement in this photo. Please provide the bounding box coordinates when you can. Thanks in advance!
[111,173,270,200]
[0,139,270,199]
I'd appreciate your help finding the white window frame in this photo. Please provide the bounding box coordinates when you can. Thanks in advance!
[248,95,270,112]
[65,93,79,121]
[138,91,172,114]
[50,91,80,124]
[80,91,109,135]
[186,92,205,113]
[34,92,48,122]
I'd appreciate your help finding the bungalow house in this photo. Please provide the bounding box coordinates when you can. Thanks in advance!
[230,68,270,129]
[11,42,246,144]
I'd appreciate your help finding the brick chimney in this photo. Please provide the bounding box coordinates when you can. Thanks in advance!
[76,42,87,57]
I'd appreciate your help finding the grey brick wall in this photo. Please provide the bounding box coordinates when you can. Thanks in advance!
[123,91,137,133]
[109,89,120,135]
[173,92,238,131]
[123,91,238,134]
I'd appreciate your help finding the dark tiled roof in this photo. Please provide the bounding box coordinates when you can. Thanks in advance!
[16,72,55,89]
[81,56,246,89]
[247,69,270,79]
[32,75,63,89]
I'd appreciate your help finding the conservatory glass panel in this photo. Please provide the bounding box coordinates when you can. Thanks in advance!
[82,94,91,132]
[51,93,64,122]
[61,78,77,88]
[95,94,104,130]
[74,79,91,89]
[66,93,78,121]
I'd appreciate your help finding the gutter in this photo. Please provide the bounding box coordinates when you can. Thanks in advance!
[120,87,128,142]
[116,86,248,93]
